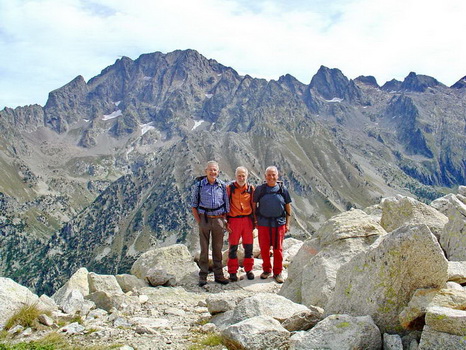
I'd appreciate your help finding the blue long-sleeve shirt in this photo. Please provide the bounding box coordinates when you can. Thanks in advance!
[191,177,230,216]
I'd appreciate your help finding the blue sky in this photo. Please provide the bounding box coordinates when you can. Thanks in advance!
[1,0,466,109]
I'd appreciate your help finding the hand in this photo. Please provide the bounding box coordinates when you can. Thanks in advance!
[285,224,290,233]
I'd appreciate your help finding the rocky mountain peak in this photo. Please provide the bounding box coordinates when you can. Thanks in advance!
[451,76,466,89]
[381,78,402,92]
[354,75,379,88]
[400,71,442,92]
[309,65,362,103]
[43,75,89,133]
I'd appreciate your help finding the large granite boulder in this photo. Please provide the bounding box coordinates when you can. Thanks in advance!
[290,314,382,350]
[228,293,310,325]
[131,244,198,284]
[280,209,386,308]
[418,325,466,350]
[222,315,290,350]
[380,195,448,238]
[325,224,448,333]
[439,195,466,261]
[0,278,41,329]
[52,267,90,306]
[88,272,124,295]
[399,288,466,330]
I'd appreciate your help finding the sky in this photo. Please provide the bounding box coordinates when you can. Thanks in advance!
[1,0,466,109]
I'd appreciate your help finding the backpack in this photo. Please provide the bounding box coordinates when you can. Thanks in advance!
[194,175,226,213]
[255,181,286,219]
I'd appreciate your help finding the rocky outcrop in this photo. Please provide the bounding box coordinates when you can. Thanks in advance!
[439,194,466,260]
[280,209,386,308]
[222,316,290,350]
[380,195,448,238]
[325,223,448,333]
[130,244,198,285]
[290,314,382,350]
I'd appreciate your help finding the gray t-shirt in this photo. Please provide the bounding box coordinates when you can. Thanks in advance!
[254,183,292,227]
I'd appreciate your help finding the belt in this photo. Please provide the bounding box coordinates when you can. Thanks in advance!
[202,214,224,219]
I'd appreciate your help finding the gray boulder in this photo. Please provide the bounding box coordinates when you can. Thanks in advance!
[115,274,148,292]
[290,314,381,350]
[280,209,386,308]
[383,333,403,350]
[228,293,310,325]
[206,292,251,315]
[380,195,448,238]
[281,306,324,332]
[439,195,466,261]
[399,288,466,330]
[222,315,290,350]
[325,224,448,333]
[418,325,466,350]
[278,237,320,303]
[131,244,198,284]
[52,267,90,306]
[0,277,41,329]
[88,272,124,295]
[448,261,466,284]
[145,268,176,287]
[425,306,466,336]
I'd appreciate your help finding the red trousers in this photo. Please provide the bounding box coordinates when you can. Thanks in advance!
[258,225,286,275]
[227,217,254,274]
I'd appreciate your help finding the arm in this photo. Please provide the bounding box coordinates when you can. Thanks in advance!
[284,203,292,233]
[192,207,201,224]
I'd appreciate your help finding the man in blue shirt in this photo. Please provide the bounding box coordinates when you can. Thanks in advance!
[253,166,292,284]
[191,161,230,286]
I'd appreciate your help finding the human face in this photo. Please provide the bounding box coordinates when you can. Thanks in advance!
[265,168,278,187]
[205,164,219,183]
[235,169,248,186]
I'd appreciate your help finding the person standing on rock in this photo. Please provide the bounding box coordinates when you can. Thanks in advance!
[191,160,230,287]
[226,166,256,282]
[253,166,292,284]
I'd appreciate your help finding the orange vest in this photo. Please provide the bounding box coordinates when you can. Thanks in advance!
[227,182,254,217]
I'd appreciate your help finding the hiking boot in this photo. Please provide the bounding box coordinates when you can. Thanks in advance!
[260,271,271,279]
[273,274,284,284]
[229,273,238,282]
[198,279,207,287]
[246,271,255,280]
[214,276,230,285]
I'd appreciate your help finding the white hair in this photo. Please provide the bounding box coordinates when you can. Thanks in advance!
[205,160,219,170]
[265,166,278,174]
[235,166,248,176]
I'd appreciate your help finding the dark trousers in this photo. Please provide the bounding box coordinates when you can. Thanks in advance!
[198,216,225,279]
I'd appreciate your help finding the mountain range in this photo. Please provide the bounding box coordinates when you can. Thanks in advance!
[0,49,464,294]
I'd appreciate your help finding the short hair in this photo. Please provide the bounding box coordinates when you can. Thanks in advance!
[235,166,248,176]
[265,166,278,174]
[205,160,219,170]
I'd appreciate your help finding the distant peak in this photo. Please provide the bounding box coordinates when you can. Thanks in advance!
[400,72,441,92]
[451,76,466,89]
[355,76,379,88]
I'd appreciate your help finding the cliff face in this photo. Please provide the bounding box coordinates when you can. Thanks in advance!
[0,49,465,293]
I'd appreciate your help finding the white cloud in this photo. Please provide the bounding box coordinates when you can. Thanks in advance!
[1,0,465,109]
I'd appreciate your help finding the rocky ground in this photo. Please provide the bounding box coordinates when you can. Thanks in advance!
[6,265,284,350]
